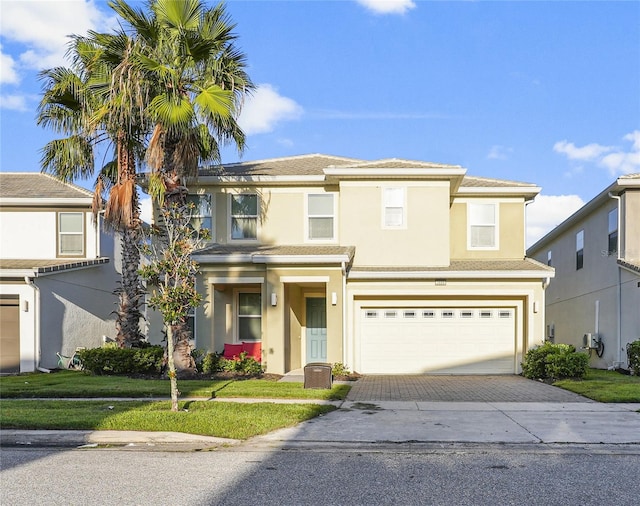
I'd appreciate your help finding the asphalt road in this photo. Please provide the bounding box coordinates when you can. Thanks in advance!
[2,444,639,505]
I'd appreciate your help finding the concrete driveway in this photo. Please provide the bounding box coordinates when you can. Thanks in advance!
[346,374,591,402]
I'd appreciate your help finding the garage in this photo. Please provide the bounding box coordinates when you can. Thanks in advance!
[0,297,20,374]
[359,307,516,374]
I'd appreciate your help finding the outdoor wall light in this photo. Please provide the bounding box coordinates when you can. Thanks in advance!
[22,300,28,312]
[331,292,338,305]
[270,293,277,306]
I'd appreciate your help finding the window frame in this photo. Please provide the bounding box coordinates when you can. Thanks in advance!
[58,211,85,257]
[576,229,584,270]
[467,202,499,250]
[234,288,262,343]
[607,208,618,256]
[229,193,258,242]
[306,193,336,242]
[186,193,213,236]
[382,187,407,229]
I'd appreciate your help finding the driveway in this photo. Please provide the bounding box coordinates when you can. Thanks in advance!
[346,374,592,402]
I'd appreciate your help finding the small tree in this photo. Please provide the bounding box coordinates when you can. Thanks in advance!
[139,201,208,411]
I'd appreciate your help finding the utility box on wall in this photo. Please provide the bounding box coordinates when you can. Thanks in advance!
[304,362,333,389]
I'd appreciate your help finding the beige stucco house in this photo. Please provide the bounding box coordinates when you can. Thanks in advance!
[0,173,120,373]
[528,174,640,370]
[145,154,553,375]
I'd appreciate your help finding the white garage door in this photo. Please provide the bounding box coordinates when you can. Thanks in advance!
[359,307,516,374]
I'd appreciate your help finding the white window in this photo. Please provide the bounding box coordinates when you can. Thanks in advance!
[58,212,84,256]
[231,194,258,240]
[307,194,335,240]
[576,229,584,270]
[468,203,498,249]
[383,187,405,228]
[186,194,212,234]
[237,291,261,341]
[608,209,618,255]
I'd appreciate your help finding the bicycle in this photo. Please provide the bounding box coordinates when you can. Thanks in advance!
[56,347,85,370]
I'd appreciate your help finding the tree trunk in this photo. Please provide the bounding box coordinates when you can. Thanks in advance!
[172,322,197,377]
[115,225,145,347]
[166,325,180,412]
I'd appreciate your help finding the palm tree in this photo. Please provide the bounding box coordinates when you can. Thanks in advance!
[111,0,254,373]
[37,30,148,348]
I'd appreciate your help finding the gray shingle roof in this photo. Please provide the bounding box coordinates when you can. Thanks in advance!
[460,175,537,188]
[195,244,356,259]
[0,173,93,199]
[350,258,553,273]
[0,258,110,274]
[199,154,362,177]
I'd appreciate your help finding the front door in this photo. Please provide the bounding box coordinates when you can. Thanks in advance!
[305,297,327,364]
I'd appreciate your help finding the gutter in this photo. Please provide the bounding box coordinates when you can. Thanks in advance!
[609,192,623,367]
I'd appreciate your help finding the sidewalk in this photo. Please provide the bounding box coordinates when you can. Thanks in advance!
[2,400,639,448]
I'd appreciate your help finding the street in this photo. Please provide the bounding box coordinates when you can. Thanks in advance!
[2,444,639,505]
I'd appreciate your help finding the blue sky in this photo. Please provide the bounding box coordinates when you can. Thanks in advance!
[1,0,639,245]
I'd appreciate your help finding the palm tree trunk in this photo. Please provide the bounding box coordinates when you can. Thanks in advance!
[115,224,145,347]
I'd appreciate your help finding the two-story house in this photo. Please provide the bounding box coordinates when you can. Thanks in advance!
[0,173,120,373]
[528,174,640,370]
[144,154,553,375]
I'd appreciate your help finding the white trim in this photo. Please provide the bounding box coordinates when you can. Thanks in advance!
[280,276,331,283]
[58,211,85,256]
[467,202,499,251]
[305,192,337,242]
[348,269,555,280]
[208,276,264,284]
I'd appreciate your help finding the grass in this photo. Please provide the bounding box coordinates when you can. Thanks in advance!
[0,400,336,439]
[0,370,351,400]
[554,369,640,403]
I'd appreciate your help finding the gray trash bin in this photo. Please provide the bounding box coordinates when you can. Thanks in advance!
[304,362,333,389]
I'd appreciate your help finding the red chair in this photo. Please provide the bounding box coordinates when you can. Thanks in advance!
[242,342,262,362]
[223,343,243,360]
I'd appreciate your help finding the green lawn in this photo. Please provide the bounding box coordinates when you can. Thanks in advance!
[0,400,335,439]
[554,369,640,403]
[0,370,350,400]
[0,371,347,439]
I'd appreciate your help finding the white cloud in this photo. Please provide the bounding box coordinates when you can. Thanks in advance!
[526,194,585,247]
[0,94,28,111]
[487,145,513,160]
[553,140,612,161]
[0,0,108,71]
[553,131,640,176]
[238,84,303,135]
[0,46,19,84]
[356,0,416,15]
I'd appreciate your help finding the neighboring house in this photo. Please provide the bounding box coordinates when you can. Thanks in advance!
[0,173,120,373]
[144,154,553,375]
[528,174,640,369]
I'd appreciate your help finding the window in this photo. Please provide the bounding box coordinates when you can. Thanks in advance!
[468,203,497,249]
[383,187,405,227]
[308,194,334,240]
[576,230,584,270]
[186,194,212,233]
[608,209,618,255]
[58,212,84,256]
[237,292,261,341]
[231,194,258,240]
[547,250,552,266]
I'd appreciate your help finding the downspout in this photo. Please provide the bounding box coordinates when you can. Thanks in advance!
[609,192,622,367]
[341,261,348,368]
[24,276,48,373]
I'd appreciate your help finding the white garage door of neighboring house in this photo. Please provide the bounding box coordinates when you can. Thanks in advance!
[359,307,516,374]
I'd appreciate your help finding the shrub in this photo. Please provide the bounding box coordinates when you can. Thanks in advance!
[522,342,588,380]
[78,346,165,376]
[201,352,223,374]
[628,340,640,375]
[332,362,351,376]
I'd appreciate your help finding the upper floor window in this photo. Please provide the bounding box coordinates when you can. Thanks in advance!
[547,250,552,266]
[58,212,84,256]
[186,194,212,234]
[231,194,258,240]
[608,208,618,255]
[307,194,335,240]
[383,187,405,228]
[468,203,498,249]
[576,229,584,270]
